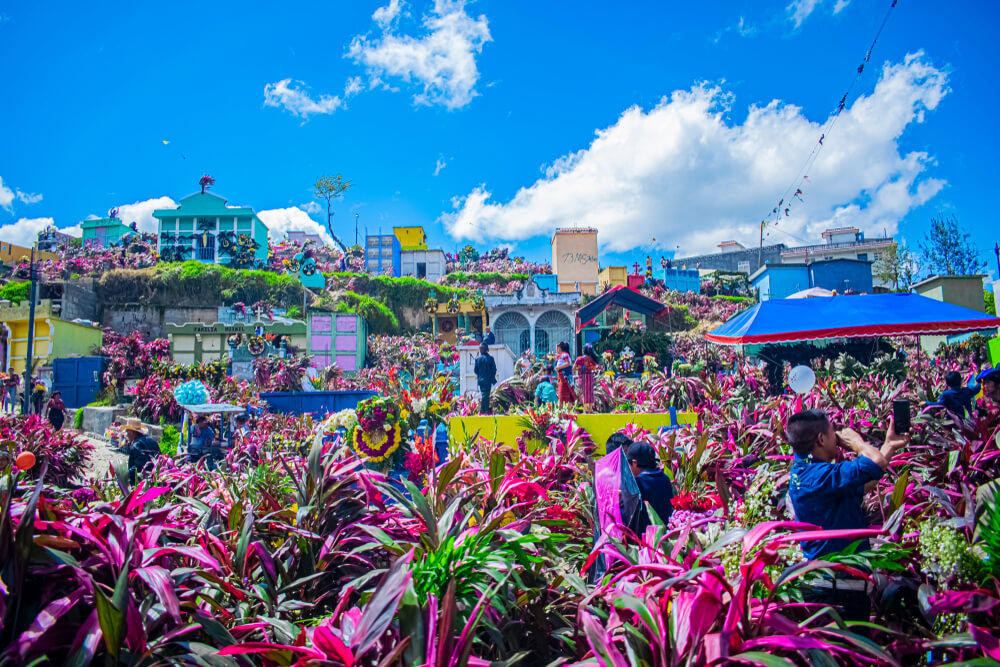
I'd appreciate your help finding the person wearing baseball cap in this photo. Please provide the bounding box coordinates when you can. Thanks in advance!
[626,441,674,536]
[976,368,1000,405]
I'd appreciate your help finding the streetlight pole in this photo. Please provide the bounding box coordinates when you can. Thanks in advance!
[22,245,38,415]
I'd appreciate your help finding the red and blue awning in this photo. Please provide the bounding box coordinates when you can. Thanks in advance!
[576,285,668,332]
[706,293,1000,346]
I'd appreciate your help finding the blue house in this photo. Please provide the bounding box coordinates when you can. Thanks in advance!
[751,258,873,300]
[153,191,269,266]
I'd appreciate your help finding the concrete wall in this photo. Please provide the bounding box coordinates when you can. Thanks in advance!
[62,282,100,322]
[459,344,516,397]
[753,266,809,300]
[400,249,446,282]
[914,277,986,313]
[675,244,787,276]
[102,306,219,337]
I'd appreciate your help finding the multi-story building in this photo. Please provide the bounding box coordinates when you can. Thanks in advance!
[285,230,325,245]
[779,227,894,266]
[153,191,269,266]
[551,227,599,295]
[393,226,429,250]
[365,233,401,276]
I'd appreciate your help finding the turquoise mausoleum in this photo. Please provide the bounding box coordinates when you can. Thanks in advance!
[153,191,269,266]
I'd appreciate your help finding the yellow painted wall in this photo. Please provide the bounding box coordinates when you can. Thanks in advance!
[552,228,599,294]
[449,411,696,455]
[598,266,627,291]
[0,242,59,265]
[0,300,102,373]
[393,226,428,250]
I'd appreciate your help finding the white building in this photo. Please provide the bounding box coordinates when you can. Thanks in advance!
[485,280,581,357]
[401,249,446,282]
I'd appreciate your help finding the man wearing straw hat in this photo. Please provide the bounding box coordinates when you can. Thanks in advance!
[125,418,159,481]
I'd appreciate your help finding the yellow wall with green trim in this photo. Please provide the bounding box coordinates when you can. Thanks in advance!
[450,412,696,455]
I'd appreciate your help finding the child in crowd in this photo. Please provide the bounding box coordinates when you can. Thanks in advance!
[534,375,558,406]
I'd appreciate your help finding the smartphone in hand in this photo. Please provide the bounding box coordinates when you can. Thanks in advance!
[892,399,911,434]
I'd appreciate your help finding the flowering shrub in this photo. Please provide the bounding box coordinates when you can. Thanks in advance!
[101,329,171,394]
[0,414,93,485]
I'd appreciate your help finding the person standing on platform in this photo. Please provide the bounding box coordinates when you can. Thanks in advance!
[474,343,497,414]
[482,326,496,346]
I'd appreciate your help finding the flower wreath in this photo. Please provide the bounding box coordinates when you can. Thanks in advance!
[247,335,267,356]
[424,296,439,314]
[351,421,403,463]
[227,333,243,348]
[446,295,461,314]
[472,295,486,311]
[301,261,317,276]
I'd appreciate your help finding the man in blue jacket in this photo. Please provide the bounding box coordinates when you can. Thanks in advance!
[787,409,908,625]
[473,343,497,414]
[626,441,674,535]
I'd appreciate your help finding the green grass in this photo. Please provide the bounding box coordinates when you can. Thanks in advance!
[329,291,399,334]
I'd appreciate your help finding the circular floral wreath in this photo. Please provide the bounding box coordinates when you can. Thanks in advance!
[159,247,174,262]
[446,295,460,314]
[351,421,403,463]
[247,335,267,356]
[219,234,234,251]
[227,333,243,348]
[424,297,439,314]
[472,296,486,311]
[301,261,317,276]
[238,233,253,246]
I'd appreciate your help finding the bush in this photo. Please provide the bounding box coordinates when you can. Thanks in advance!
[331,291,399,334]
[0,280,30,304]
[159,424,180,456]
[1,414,93,485]
[323,273,469,312]
[73,407,84,430]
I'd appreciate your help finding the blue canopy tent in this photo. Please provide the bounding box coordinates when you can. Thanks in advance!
[575,285,669,332]
[707,293,1000,346]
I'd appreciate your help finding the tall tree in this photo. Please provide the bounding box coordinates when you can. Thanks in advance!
[873,242,918,291]
[919,216,986,277]
[314,175,353,253]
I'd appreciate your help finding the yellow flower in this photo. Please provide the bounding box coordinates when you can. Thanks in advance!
[401,409,410,422]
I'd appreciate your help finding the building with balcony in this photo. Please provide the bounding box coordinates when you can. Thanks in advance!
[81,216,135,248]
[365,233,401,276]
[779,227,894,275]
[153,191,269,266]
[486,280,581,357]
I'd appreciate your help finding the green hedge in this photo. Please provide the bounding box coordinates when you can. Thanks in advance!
[325,291,399,334]
[97,262,303,308]
[0,281,30,304]
[323,273,470,312]
[441,271,529,287]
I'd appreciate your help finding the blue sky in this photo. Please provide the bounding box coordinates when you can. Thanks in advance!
[1,0,997,279]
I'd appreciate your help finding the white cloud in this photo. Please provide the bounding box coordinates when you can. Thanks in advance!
[786,0,822,28]
[263,79,344,119]
[344,76,364,97]
[434,155,448,176]
[258,206,334,245]
[0,217,56,246]
[15,189,43,204]
[833,0,850,14]
[348,0,492,109]
[0,177,42,212]
[91,196,177,234]
[373,0,405,28]
[440,52,950,256]
[300,201,323,215]
[0,177,13,212]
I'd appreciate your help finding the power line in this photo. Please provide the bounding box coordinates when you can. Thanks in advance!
[758,0,901,264]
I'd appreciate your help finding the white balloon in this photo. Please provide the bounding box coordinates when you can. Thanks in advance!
[788,365,816,394]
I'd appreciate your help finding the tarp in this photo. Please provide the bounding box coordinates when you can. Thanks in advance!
[185,403,247,415]
[576,285,668,332]
[787,287,835,299]
[707,293,1000,345]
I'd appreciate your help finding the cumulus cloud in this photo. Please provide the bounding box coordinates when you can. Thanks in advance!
[373,0,405,28]
[0,176,42,212]
[786,0,822,28]
[348,0,492,109]
[88,196,177,234]
[300,201,323,215]
[440,52,949,256]
[258,206,334,245]
[263,79,345,119]
[0,217,57,246]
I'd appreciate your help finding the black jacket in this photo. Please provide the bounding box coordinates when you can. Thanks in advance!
[474,353,497,386]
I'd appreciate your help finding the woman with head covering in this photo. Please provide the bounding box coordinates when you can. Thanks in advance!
[574,344,600,409]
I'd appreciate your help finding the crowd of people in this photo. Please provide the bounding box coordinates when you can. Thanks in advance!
[1,366,71,430]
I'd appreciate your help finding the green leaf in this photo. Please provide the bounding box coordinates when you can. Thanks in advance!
[93,585,123,659]
[731,651,798,667]
[889,469,910,513]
